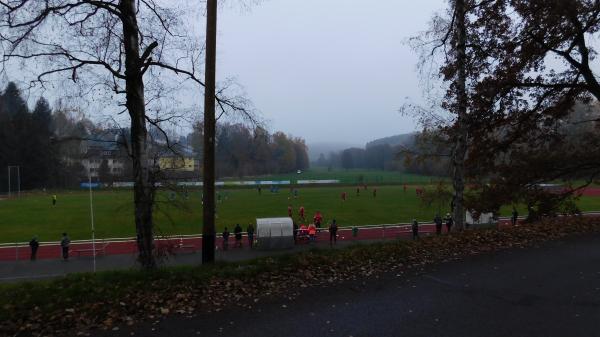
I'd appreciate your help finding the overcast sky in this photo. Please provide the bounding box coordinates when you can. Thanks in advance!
[217,0,447,145]
[3,0,447,147]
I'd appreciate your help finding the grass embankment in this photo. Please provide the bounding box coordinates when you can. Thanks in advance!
[2,216,600,336]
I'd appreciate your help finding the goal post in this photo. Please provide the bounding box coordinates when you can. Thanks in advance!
[7,166,21,198]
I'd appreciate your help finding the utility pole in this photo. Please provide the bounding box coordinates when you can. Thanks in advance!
[452,0,468,231]
[202,0,217,264]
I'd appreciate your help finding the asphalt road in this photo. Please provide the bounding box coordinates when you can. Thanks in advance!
[0,238,406,283]
[0,224,459,282]
[98,234,600,337]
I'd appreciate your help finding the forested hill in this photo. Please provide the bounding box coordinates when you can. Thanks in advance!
[366,132,417,148]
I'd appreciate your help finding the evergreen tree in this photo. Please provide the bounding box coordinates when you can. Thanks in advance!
[32,98,52,132]
[29,97,57,188]
[0,82,31,191]
[0,85,61,191]
[1,82,29,117]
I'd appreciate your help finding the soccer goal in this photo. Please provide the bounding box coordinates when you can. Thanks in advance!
[6,165,21,198]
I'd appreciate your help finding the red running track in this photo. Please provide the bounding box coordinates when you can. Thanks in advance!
[581,187,600,197]
[0,221,516,262]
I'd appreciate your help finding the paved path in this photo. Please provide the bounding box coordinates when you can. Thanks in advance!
[0,220,512,282]
[97,234,600,337]
[0,235,418,283]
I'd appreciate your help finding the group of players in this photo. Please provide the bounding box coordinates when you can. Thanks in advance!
[286,205,341,245]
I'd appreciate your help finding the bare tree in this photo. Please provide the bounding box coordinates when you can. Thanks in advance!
[408,0,472,230]
[455,0,600,216]
[0,0,250,269]
[410,0,600,223]
[450,0,468,231]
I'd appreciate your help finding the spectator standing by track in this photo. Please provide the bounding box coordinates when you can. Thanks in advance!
[60,233,70,260]
[445,213,454,233]
[434,214,443,235]
[29,236,39,261]
[222,228,230,251]
[329,219,338,246]
[234,224,243,248]
[412,219,419,240]
[511,208,519,226]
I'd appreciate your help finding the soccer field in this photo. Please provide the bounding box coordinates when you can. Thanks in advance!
[1,185,599,243]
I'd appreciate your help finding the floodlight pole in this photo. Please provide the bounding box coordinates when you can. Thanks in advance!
[88,171,96,272]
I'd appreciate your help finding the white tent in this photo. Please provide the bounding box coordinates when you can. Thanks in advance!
[466,211,497,227]
[256,217,294,250]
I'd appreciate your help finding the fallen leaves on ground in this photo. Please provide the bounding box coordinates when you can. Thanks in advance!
[2,216,600,336]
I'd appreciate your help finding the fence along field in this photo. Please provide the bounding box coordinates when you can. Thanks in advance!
[0,171,599,243]
[227,168,441,185]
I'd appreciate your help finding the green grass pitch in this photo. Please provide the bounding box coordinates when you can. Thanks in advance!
[1,184,598,243]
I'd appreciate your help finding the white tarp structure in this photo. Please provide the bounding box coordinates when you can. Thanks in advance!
[256,217,294,250]
[466,211,497,226]
[297,179,340,184]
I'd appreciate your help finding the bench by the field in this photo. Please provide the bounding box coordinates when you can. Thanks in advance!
[73,242,109,258]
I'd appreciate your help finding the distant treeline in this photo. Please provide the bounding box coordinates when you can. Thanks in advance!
[0,83,63,191]
[0,82,310,191]
[313,134,450,177]
[311,100,600,182]
[187,123,309,178]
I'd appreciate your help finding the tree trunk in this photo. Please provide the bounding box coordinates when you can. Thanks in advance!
[121,0,156,269]
[202,0,218,264]
[452,0,468,231]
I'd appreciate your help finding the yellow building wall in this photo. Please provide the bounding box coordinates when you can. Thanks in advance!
[159,157,195,172]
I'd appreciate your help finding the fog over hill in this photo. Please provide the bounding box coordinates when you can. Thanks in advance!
[307,133,418,162]
[307,141,361,161]
[366,132,417,148]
